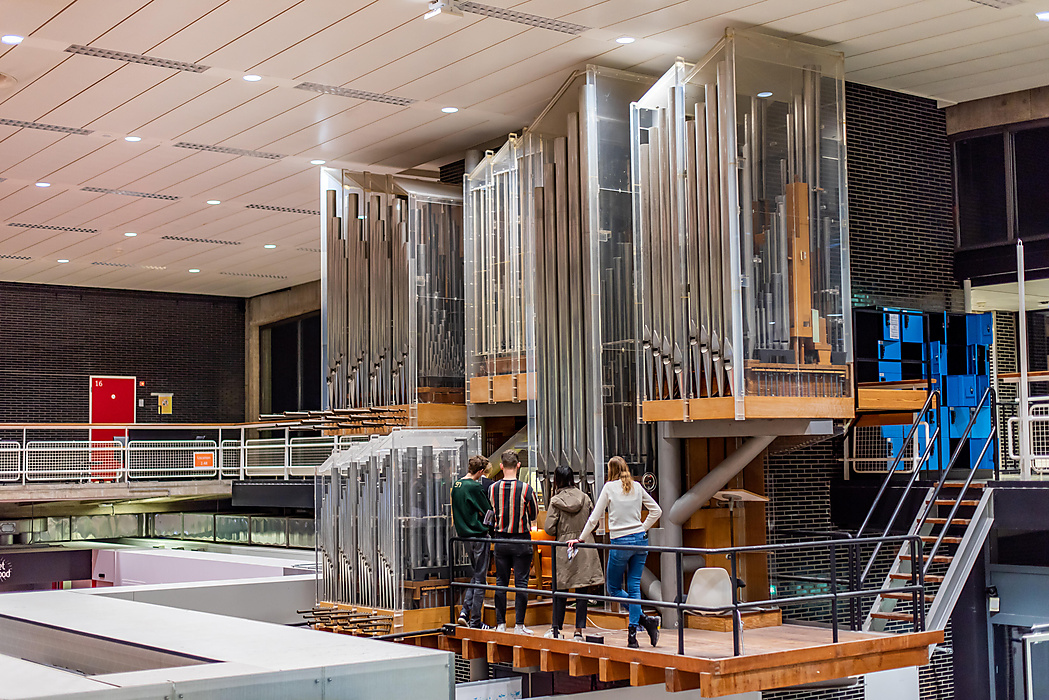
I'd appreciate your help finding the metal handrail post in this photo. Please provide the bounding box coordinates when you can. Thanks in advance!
[830,540,838,643]
[550,538,558,631]
[992,388,1001,481]
[730,552,742,656]
[911,537,921,633]
[284,427,291,480]
[447,526,456,624]
[240,427,246,480]
[676,550,685,655]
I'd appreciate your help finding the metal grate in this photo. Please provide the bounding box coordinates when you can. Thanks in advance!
[0,255,31,260]
[7,222,97,233]
[293,82,416,106]
[173,142,284,160]
[82,186,179,201]
[219,271,288,280]
[968,0,1025,7]
[297,247,321,253]
[141,265,167,270]
[91,261,133,268]
[161,235,240,245]
[246,203,320,215]
[0,118,93,135]
[847,424,928,474]
[458,1,589,34]
[65,44,211,72]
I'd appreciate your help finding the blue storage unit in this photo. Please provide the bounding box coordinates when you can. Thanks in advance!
[902,314,924,343]
[966,313,993,346]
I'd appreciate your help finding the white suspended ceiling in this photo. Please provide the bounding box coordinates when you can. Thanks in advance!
[0,0,1046,297]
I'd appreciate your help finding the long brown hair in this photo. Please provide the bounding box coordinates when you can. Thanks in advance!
[607,456,633,494]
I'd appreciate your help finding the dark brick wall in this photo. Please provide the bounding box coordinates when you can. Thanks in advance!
[0,282,244,425]
[845,82,959,312]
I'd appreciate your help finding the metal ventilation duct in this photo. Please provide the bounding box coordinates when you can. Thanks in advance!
[246,203,321,215]
[293,82,416,106]
[91,261,133,267]
[0,118,92,135]
[172,142,284,159]
[220,271,288,279]
[0,255,30,260]
[458,1,590,34]
[160,235,241,245]
[65,44,211,72]
[82,186,180,201]
[7,222,97,233]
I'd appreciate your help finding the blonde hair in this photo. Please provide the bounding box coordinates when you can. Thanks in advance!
[607,456,633,494]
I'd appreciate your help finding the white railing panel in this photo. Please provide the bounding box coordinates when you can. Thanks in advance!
[0,442,20,482]
[127,441,218,480]
[26,441,125,482]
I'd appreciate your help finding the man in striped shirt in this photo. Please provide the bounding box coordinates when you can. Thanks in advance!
[488,450,539,634]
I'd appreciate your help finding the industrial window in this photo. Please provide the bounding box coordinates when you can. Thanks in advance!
[955,134,1008,248]
[1014,126,1049,240]
[261,313,321,414]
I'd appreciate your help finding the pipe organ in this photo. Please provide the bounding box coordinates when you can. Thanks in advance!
[465,66,653,494]
[631,30,853,421]
[321,171,464,417]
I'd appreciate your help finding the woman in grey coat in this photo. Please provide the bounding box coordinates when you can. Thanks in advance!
[543,465,604,639]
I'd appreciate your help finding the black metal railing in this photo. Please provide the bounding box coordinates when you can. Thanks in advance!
[447,533,926,657]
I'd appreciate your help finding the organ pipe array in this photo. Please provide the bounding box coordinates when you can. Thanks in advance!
[631,30,853,420]
[321,171,464,417]
[465,66,653,494]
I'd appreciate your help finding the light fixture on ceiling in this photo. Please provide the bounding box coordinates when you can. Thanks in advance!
[757,91,773,98]
[243,74,262,81]
[441,106,459,113]
[615,36,635,44]
[424,0,463,22]
[264,244,277,249]
[206,200,221,205]
[124,232,137,237]
[1038,11,1049,20]
[1,35,23,45]
[188,268,201,273]
[57,259,69,263]
[35,182,50,187]
[310,159,326,165]
[124,135,141,142]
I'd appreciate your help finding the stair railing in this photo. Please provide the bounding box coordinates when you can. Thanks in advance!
[917,387,996,576]
[856,390,941,586]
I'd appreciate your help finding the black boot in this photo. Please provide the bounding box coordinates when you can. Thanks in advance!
[627,625,640,649]
[639,614,660,647]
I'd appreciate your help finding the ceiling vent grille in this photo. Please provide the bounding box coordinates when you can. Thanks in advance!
[968,0,1025,6]
[141,265,167,270]
[297,247,322,253]
[458,2,589,34]
[0,254,31,260]
[246,203,321,215]
[91,261,133,268]
[293,82,416,106]
[0,118,93,136]
[161,235,241,246]
[82,186,180,201]
[220,271,288,280]
[173,142,284,160]
[65,45,211,72]
[8,222,97,233]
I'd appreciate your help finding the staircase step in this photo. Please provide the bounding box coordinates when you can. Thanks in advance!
[920,536,963,544]
[882,592,935,602]
[900,554,954,564]
[927,518,970,525]
[891,573,944,583]
[872,612,915,621]
[933,499,980,507]
[944,482,984,489]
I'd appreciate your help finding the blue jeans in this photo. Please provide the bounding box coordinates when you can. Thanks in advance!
[606,531,648,627]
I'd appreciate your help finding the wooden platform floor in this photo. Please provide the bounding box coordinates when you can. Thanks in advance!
[439,623,941,697]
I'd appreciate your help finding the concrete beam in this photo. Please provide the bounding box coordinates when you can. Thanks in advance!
[945,86,1049,135]
[0,480,233,506]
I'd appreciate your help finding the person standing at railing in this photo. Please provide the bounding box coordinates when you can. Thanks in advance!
[451,455,494,629]
[569,456,661,649]
[488,450,539,634]
[543,465,604,640]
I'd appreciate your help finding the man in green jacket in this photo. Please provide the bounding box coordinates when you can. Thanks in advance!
[452,455,493,628]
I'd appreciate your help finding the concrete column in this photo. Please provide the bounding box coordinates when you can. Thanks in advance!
[657,424,683,610]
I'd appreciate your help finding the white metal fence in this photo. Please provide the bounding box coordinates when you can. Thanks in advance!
[0,434,353,483]
[1006,399,1049,475]
[846,423,930,474]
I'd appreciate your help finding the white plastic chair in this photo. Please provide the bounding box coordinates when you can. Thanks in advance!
[685,567,733,613]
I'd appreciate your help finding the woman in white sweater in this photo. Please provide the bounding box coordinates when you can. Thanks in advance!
[569,456,662,649]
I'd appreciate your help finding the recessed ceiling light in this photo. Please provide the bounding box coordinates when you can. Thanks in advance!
[1038,11,1049,21]
[188,268,200,273]
[243,74,262,81]
[57,259,69,263]
[310,159,326,165]
[615,36,635,44]
[206,200,220,205]
[124,232,138,237]
[441,106,459,113]
[264,244,277,249]
[124,135,141,142]
[35,182,50,187]
[1,35,23,45]
[757,91,773,98]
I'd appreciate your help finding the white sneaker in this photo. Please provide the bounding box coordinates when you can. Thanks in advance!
[515,625,534,635]
[495,623,506,633]
[543,628,558,639]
